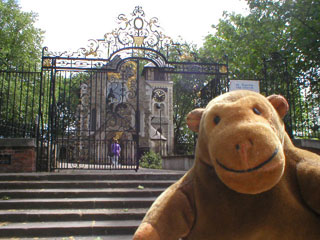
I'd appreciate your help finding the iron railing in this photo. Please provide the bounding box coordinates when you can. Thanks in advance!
[0,65,41,138]
[262,56,319,140]
[0,6,318,171]
[200,55,319,140]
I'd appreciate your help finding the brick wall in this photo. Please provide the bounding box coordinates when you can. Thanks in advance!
[0,139,36,173]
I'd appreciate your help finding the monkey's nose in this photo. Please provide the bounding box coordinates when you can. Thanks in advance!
[236,139,254,169]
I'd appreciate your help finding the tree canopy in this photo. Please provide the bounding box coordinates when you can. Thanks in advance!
[0,0,44,66]
[198,0,319,139]
[200,0,320,82]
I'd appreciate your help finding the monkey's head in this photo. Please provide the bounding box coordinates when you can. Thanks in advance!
[187,90,289,194]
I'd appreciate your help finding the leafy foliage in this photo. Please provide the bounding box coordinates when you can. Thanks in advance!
[0,65,41,137]
[199,0,319,138]
[140,150,162,169]
[173,73,204,154]
[167,41,208,154]
[0,0,44,67]
[0,0,44,137]
[52,72,89,136]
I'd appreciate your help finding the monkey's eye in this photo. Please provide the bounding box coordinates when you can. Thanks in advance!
[214,116,221,125]
[253,108,261,115]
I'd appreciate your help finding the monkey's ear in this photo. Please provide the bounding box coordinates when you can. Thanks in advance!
[186,108,205,133]
[267,95,289,119]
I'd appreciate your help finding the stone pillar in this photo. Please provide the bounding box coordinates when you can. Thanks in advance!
[0,138,36,173]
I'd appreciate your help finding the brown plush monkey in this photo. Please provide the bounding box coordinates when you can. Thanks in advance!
[133,90,320,240]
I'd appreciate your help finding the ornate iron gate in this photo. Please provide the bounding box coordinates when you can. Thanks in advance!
[37,6,229,171]
[39,59,142,170]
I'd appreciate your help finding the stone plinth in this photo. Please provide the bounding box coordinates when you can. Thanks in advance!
[162,155,194,171]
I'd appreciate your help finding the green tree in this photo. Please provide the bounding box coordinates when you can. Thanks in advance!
[199,0,319,138]
[247,0,320,74]
[169,41,229,154]
[168,42,209,154]
[0,0,44,137]
[0,66,41,137]
[173,74,197,154]
[0,0,44,66]
[200,11,287,79]
[200,0,319,80]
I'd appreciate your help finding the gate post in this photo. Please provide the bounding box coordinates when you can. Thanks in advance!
[36,48,47,172]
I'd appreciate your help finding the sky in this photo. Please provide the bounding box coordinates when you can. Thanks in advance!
[19,0,249,52]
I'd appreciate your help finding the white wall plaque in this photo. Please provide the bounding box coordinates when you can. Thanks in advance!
[229,80,260,93]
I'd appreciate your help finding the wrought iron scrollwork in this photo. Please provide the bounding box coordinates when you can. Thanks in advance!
[105,61,137,132]
[111,6,171,49]
[43,6,173,62]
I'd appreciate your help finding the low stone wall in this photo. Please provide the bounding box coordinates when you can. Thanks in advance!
[0,138,36,173]
[293,139,320,155]
[162,155,194,171]
[162,139,320,171]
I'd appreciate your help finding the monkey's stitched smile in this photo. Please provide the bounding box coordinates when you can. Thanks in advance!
[216,147,279,173]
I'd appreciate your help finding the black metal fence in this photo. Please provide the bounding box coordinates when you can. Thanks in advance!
[1,64,318,142]
[0,65,41,138]
[200,56,319,140]
[0,58,318,171]
[262,56,319,140]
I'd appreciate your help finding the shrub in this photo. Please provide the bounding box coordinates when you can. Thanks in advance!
[140,151,162,169]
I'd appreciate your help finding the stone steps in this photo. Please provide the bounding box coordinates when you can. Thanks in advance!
[0,172,183,181]
[0,208,147,222]
[0,180,174,189]
[0,220,140,237]
[0,197,156,209]
[0,188,166,198]
[0,170,185,239]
